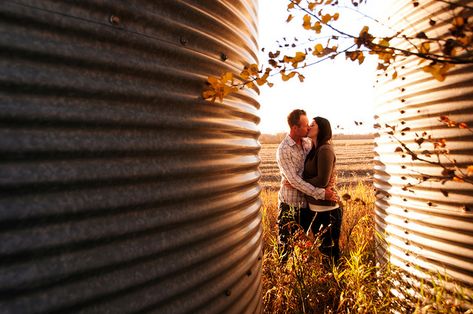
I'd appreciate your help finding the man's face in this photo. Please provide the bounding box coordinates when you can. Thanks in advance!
[296,115,310,137]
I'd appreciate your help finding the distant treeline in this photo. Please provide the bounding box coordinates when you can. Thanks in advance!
[259,132,375,144]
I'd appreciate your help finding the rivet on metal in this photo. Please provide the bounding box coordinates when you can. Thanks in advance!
[109,15,121,26]
[179,36,188,46]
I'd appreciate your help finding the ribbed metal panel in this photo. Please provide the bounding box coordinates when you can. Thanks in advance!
[0,1,262,313]
[374,0,473,301]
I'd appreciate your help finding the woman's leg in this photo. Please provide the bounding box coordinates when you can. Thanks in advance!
[311,208,343,265]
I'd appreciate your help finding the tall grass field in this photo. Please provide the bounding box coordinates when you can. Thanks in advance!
[258,140,471,313]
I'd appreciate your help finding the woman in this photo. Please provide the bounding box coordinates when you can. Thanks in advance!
[302,116,342,265]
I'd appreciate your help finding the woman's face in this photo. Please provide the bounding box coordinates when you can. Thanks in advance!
[308,119,318,138]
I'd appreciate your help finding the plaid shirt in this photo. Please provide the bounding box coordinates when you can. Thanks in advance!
[276,135,324,207]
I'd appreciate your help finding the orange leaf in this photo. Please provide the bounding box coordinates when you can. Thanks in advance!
[280,70,297,81]
[202,89,216,100]
[321,14,331,24]
[312,21,322,33]
[419,42,430,54]
[453,176,464,182]
[207,76,219,86]
[467,165,473,176]
[286,14,294,23]
[303,14,311,30]
[453,16,464,26]
[222,72,233,82]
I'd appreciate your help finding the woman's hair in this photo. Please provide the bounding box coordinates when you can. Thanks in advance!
[314,116,332,146]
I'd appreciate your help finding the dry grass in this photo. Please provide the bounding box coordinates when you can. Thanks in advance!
[259,183,472,313]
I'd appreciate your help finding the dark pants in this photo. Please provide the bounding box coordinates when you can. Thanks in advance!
[278,202,342,263]
[277,203,304,260]
[303,206,343,264]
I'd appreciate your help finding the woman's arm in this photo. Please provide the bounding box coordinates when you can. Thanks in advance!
[305,146,335,188]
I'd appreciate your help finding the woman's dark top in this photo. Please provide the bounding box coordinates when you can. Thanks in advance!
[303,143,339,206]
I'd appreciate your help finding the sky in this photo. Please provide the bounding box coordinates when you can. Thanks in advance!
[257,0,381,134]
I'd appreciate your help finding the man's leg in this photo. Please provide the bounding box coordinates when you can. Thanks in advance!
[277,203,300,261]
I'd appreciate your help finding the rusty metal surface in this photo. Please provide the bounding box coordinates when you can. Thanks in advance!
[0,0,262,313]
[373,0,473,300]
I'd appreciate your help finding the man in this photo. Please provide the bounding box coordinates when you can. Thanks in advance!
[276,109,327,260]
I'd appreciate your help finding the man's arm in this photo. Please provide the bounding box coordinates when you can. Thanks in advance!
[277,147,324,199]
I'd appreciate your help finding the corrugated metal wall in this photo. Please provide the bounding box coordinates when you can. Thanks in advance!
[373,0,473,302]
[0,1,262,313]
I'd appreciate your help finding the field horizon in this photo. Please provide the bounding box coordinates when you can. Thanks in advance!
[259,138,375,191]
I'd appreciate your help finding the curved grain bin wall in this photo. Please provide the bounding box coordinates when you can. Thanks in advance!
[373,0,473,301]
[0,1,262,313]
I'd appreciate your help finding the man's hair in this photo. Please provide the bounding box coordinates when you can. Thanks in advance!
[287,109,306,128]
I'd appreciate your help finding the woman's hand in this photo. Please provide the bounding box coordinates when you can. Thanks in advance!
[325,188,335,200]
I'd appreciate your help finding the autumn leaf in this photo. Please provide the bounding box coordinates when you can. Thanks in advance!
[453,176,464,183]
[321,14,331,24]
[467,165,473,176]
[282,51,306,67]
[313,44,337,58]
[419,42,430,54]
[280,70,299,81]
[312,21,322,33]
[256,68,271,86]
[303,14,312,30]
[202,72,238,102]
[286,14,294,23]
[268,59,278,68]
[453,16,464,27]
[422,63,454,81]
[355,26,374,48]
[345,50,365,64]
[268,50,280,58]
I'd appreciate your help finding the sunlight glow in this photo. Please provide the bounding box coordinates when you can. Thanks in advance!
[257,0,379,135]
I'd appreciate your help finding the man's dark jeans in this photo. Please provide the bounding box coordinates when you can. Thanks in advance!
[277,202,306,261]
